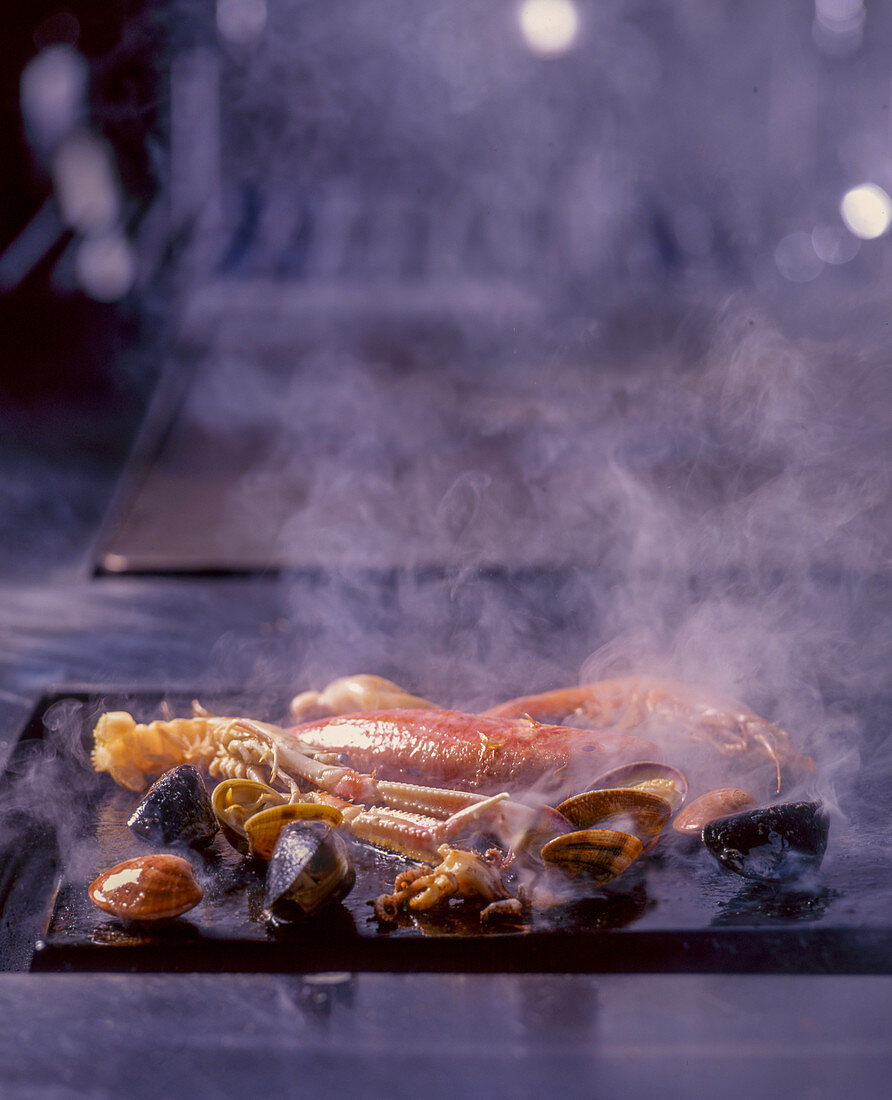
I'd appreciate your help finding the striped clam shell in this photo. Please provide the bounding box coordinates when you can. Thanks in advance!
[557,788,672,852]
[540,829,643,883]
[244,802,344,861]
[587,762,688,812]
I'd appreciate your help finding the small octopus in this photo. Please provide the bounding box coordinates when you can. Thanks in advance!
[372,845,525,926]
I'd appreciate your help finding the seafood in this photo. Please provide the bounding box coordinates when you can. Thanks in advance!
[487,676,815,793]
[587,761,689,812]
[672,788,756,836]
[291,674,435,721]
[91,672,814,895]
[701,801,829,881]
[88,854,203,921]
[286,708,657,795]
[211,778,287,854]
[286,672,812,795]
[556,788,672,852]
[127,765,217,849]
[93,711,572,865]
[372,845,516,923]
[264,820,355,921]
[243,802,343,861]
[539,829,643,883]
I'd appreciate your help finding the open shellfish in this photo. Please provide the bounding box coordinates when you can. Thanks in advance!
[587,761,689,812]
[243,802,343,861]
[557,788,672,853]
[211,778,286,854]
[264,820,356,921]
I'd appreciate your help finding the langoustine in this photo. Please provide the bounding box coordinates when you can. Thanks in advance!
[92,673,814,893]
[285,707,658,798]
[288,674,813,795]
[485,676,814,794]
[92,709,575,865]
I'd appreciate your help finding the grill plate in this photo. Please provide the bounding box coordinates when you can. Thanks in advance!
[2,690,889,975]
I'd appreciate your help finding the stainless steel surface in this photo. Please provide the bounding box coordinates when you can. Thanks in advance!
[0,973,888,1098]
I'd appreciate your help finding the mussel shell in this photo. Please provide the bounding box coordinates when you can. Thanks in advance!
[127,765,217,848]
[211,779,286,854]
[702,801,829,882]
[244,802,343,860]
[672,788,756,836]
[587,762,689,812]
[540,828,643,883]
[556,788,671,852]
[264,820,355,921]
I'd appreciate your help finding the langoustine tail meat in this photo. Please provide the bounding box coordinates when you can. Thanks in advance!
[287,706,658,797]
[285,673,813,794]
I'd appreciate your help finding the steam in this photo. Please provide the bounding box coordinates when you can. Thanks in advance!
[2,1,889,934]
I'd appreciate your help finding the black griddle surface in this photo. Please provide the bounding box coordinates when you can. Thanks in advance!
[4,691,891,975]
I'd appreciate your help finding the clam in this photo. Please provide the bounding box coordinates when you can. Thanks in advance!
[244,802,343,860]
[587,762,689,812]
[541,829,643,883]
[211,778,286,854]
[264,820,356,921]
[672,788,756,836]
[557,788,672,852]
[702,801,829,882]
[127,764,217,849]
[88,854,203,921]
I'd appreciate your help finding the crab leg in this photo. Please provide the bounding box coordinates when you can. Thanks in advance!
[308,792,513,864]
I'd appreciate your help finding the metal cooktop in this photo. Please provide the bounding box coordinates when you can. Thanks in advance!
[3,688,888,977]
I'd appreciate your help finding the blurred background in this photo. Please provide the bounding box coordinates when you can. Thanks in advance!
[2,0,890,575]
[0,0,889,707]
[1,7,890,1080]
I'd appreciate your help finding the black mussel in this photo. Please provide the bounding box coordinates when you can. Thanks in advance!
[702,801,829,882]
[264,820,355,922]
[127,765,217,849]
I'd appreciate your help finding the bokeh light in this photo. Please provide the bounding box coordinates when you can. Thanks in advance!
[840,184,892,240]
[518,0,580,57]
[20,46,88,151]
[774,231,823,283]
[217,0,267,44]
[811,224,859,265]
[52,134,120,234]
[75,231,136,302]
